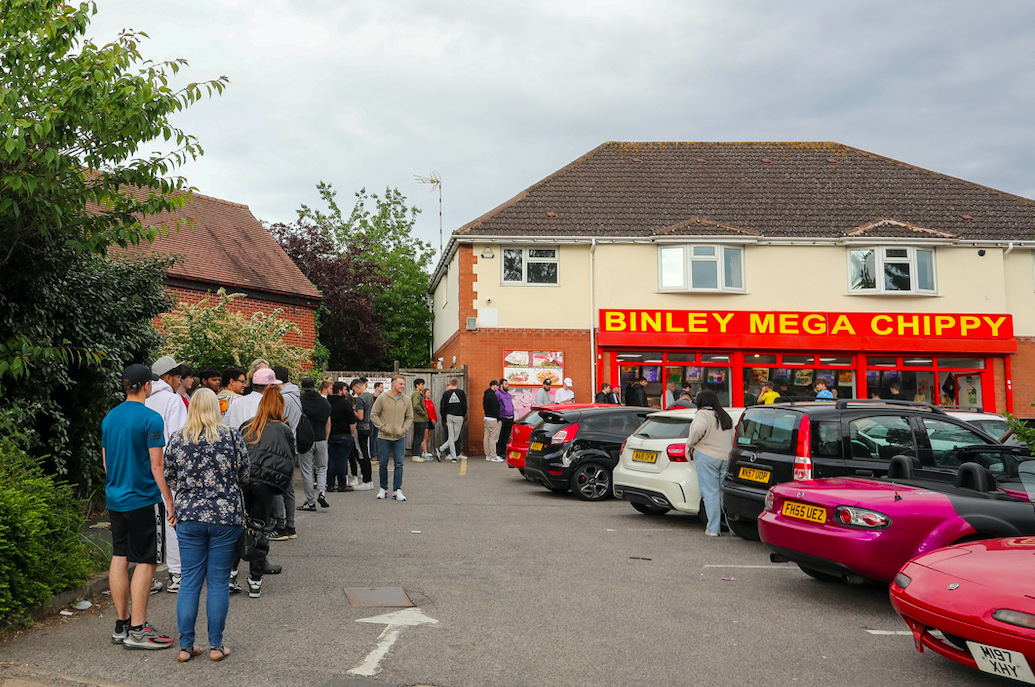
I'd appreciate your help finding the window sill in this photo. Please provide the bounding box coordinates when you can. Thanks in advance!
[501,282,561,287]
[844,291,942,297]
[656,289,749,295]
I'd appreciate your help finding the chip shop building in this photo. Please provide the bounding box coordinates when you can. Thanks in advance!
[430,142,1035,453]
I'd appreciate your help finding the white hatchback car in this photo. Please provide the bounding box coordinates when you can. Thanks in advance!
[945,409,1010,441]
[613,407,745,518]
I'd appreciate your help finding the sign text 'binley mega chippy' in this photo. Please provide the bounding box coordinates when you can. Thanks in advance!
[597,309,1015,353]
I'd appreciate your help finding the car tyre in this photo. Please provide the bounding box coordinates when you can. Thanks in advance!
[569,462,612,501]
[632,502,670,516]
[726,518,760,541]
[797,565,841,583]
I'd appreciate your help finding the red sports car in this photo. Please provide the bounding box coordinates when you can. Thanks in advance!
[891,537,1035,684]
[505,403,617,473]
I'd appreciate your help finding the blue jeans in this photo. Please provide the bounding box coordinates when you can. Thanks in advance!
[327,435,354,490]
[695,451,728,535]
[176,520,240,650]
[377,437,406,491]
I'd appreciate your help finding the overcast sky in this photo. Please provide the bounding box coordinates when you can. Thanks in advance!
[89,0,1035,259]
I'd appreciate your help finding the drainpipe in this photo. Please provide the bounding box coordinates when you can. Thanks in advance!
[1005,242,1015,257]
[589,238,598,400]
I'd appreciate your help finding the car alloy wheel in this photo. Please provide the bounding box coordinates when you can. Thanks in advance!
[570,462,611,501]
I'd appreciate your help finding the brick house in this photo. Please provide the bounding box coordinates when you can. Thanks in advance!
[114,191,321,349]
[431,141,1035,454]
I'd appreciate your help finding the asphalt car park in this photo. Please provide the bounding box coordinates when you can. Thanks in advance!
[0,459,1017,687]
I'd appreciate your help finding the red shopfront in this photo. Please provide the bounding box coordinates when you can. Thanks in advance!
[597,309,1016,411]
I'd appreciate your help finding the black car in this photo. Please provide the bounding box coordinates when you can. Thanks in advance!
[524,407,654,501]
[721,400,1002,540]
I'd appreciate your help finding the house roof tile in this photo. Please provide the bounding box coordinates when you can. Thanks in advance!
[111,191,321,301]
[454,142,1035,242]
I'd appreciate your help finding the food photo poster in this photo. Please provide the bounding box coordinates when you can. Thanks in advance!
[503,349,564,387]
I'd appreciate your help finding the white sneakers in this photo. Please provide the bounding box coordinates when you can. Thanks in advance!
[422,452,433,459]
[377,487,407,501]
[355,481,373,491]
[348,475,359,487]
[412,455,427,463]
[486,456,505,462]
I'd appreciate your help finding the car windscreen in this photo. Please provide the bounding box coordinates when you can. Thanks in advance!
[969,419,1010,440]
[735,408,798,453]
[634,416,692,440]
[960,449,1035,501]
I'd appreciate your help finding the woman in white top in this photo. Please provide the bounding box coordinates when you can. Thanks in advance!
[685,390,734,537]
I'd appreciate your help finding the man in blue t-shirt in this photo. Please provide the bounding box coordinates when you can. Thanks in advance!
[101,364,176,651]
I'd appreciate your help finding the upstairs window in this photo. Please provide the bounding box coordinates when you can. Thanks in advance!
[848,247,936,295]
[502,247,558,285]
[658,245,744,292]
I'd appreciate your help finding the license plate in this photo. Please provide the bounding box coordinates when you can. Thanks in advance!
[781,501,826,524]
[530,442,544,452]
[508,450,521,460]
[967,641,1035,684]
[632,450,658,463]
[739,466,771,484]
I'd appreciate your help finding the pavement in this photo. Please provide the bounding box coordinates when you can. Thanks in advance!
[0,457,1011,687]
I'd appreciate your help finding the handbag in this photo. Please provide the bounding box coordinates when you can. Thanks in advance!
[236,517,269,561]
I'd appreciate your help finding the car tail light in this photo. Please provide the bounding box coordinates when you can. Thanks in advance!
[551,423,579,445]
[667,443,688,462]
[993,609,1035,629]
[792,415,812,481]
[893,572,911,589]
[620,439,628,454]
[764,489,776,511]
[834,506,891,529]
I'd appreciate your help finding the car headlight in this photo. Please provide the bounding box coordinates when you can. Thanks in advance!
[994,609,1035,629]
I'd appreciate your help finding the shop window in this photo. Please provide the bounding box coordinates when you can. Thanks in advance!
[817,356,852,366]
[747,354,777,364]
[502,247,558,285]
[658,245,745,293]
[939,358,985,369]
[848,247,937,295]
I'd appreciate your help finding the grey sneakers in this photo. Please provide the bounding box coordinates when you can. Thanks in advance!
[122,621,174,649]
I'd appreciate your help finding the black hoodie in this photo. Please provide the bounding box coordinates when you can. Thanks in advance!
[483,387,500,419]
[300,390,331,441]
[440,387,467,417]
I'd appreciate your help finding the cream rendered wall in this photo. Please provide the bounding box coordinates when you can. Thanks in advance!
[469,242,1014,331]
[1004,250,1035,336]
[432,251,460,351]
[472,243,592,329]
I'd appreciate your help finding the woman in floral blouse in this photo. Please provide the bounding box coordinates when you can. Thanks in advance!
[164,388,249,663]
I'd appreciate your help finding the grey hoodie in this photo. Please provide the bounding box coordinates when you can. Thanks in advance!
[280,382,303,435]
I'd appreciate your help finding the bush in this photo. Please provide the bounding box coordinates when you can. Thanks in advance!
[0,407,93,624]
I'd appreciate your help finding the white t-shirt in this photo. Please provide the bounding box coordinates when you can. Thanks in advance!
[553,388,575,404]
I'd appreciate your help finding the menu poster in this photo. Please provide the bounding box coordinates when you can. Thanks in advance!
[749,368,770,385]
[643,366,661,383]
[684,366,703,383]
[503,349,564,387]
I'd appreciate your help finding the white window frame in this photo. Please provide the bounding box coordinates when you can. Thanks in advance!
[501,246,559,286]
[657,244,746,293]
[847,246,937,295]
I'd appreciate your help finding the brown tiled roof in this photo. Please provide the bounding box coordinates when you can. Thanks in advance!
[111,191,321,301]
[455,142,1035,242]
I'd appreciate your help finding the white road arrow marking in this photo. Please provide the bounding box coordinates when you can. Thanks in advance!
[348,608,439,677]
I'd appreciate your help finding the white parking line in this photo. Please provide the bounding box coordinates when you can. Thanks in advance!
[702,564,797,569]
[865,630,912,636]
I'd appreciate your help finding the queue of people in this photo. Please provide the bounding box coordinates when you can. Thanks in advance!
[103,357,475,661]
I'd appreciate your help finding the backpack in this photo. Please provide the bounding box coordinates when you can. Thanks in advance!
[288,395,316,454]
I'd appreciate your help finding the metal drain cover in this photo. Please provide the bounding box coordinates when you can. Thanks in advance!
[344,587,414,607]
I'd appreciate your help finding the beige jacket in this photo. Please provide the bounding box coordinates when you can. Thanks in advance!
[685,408,734,461]
[370,391,414,440]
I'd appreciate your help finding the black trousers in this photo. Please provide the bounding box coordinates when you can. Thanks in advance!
[235,481,277,581]
[496,417,514,457]
[411,421,426,455]
[356,431,373,483]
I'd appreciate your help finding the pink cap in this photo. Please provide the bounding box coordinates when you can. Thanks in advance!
[252,368,282,386]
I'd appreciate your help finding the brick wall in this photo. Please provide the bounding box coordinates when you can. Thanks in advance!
[1011,339,1035,415]
[162,286,318,350]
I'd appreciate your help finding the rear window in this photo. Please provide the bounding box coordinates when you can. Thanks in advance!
[736,408,799,454]
[634,416,692,440]
[517,410,542,427]
[584,413,643,436]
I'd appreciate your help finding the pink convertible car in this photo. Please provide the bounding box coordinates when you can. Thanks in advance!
[759,447,1035,584]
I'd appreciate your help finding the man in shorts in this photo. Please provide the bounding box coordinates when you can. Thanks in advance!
[102,364,177,650]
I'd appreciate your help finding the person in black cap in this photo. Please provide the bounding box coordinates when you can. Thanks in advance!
[534,378,552,406]
[102,364,176,650]
[297,377,332,510]
[482,380,503,462]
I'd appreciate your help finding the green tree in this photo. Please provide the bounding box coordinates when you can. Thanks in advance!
[0,0,224,487]
[298,183,434,368]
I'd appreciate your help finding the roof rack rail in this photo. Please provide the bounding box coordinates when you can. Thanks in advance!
[833,399,946,414]
[938,405,985,413]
